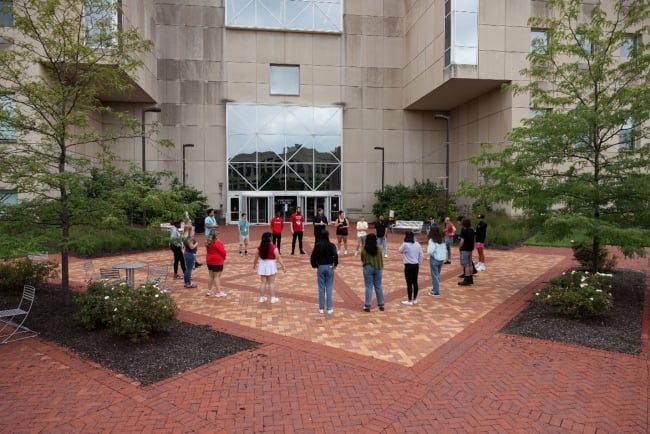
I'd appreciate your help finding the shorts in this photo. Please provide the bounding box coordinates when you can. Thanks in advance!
[357,234,367,244]
[257,259,277,276]
[208,264,224,272]
[475,242,485,249]
[460,250,473,267]
[239,235,250,244]
[336,228,348,236]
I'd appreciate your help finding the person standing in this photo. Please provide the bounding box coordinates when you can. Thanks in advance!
[204,208,217,237]
[427,226,447,297]
[253,232,286,304]
[374,214,390,257]
[361,233,385,312]
[270,211,284,253]
[443,216,456,264]
[169,220,186,279]
[458,218,475,286]
[475,214,488,271]
[398,231,424,305]
[238,213,250,256]
[310,229,338,314]
[290,206,305,255]
[205,230,227,297]
[333,210,350,255]
[312,207,328,241]
[182,221,199,288]
[354,215,368,257]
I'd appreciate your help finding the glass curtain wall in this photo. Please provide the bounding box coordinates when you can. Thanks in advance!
[444,0,478,66]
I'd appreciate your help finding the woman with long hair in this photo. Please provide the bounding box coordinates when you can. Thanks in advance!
[253,231,286,303]
[398,231,424,305]
[427,226,446,297]
[182,221,199,288]
[205,230,227,297]
[169,220,186,279]
[361,233,385,312]
[309,229,338,314]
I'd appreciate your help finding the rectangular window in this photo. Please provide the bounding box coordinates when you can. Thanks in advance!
[530,29,548,53]
[0,94,16,142]
[0,190,17,205]
[577,34,593,56]
[0,0,12,27]
[226,0,342,33]
[621,34,636,59]
[84,0,119,48]
[270,65,300,96]
[619,118,635,151]
[444,0,478,66]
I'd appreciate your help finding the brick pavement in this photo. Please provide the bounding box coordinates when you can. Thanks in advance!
[1,224,649,433]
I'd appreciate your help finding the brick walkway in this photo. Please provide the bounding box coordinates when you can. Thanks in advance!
[1,225,649,433]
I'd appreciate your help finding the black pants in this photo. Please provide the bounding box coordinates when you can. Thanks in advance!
[404,263,420,301]
[272,233,282,252]
[171,245,186,275]
[291,231,304,253]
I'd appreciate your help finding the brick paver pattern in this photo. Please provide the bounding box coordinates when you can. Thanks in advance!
[1,225,649,433]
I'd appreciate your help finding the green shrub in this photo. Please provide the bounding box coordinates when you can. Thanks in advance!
[0,258,58,294]
[67,226,168,256]
[571,241,617,272]
[535,270,613,318]
[75,280,177,343]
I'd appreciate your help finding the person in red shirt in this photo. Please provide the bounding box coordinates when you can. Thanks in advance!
[270,211,284,253]
[289,206,305,255]
[205,230,227,298]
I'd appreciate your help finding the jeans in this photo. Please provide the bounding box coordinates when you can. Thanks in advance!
[183,252,196,285]
[317,264,334,310]
[429,256,443,295]
[377,236,387,256]
[363,264,384,308]
[444,236,453,261]
[292,231,304,253]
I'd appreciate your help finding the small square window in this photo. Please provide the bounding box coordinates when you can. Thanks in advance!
[621,34,636,59]
[530,29,548,53]
[0,0,12,27]
[270,65,299,96]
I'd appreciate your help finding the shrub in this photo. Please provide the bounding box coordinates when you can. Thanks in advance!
[571,241,617,272]
[0,258,58,294]
[535,270,613,318]
[75,280,177,343]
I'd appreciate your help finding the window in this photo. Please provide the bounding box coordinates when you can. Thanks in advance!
[444,0,478,66]
[226,0,343,33]
[621,34,636,59]
[84,0,119,48]
[619,118,635,151]
[0,94,15,142]
[0,0,12,27]
[577,34,593,56]
[0,190,17,205]
[530,29,548,53]
[270,65,299,96]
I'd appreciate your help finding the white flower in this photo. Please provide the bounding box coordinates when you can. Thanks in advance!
[114,307,118,311]
[535,292,540,296]
[580,283,588,288]
[596,289,602,293]
[589,297,594,301]
[104,295,109,300]
[155,294,159,298]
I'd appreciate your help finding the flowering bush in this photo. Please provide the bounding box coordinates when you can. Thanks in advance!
[535,270,613,318]
[75,280,177,343]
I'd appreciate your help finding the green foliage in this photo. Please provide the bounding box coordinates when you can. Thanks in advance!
[372,180,454,221]
[482,212,529,247]
[0,258,57,294]
[459,0,650,271]
[572,241,617,272]
[535,270,613,318]
[66,226,169,256]
[75,280,177,343]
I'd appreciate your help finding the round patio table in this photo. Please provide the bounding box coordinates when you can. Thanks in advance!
[112,262,147,288]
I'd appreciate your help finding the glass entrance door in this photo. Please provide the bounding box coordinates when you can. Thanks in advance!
[247,197,269,224]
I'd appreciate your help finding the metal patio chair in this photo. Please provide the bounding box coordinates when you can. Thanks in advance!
[99,268,122,284]
[0,285,38,344]
[142,263,170,290]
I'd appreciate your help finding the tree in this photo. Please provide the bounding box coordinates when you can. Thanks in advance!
[0,0,153,291]
[459,0,650,272]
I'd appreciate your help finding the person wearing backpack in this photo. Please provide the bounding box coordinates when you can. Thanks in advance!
[427,226,447,297]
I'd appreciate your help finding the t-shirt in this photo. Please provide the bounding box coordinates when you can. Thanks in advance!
[258,243,277,260]
[238,220,249,236]
[356,221,368,237]
[270,216,284,234]
[206,239,227,265]
[204,215,217,237]
[290,213,304,232]
[375,220,389,238]
[460,227,475,251]
[475,221,488,243]
[313,214,328,236]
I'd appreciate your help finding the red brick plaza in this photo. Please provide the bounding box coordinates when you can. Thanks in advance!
[2,224,649,432]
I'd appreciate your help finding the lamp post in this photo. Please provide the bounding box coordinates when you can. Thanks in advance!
[141,106,161,172]
[373,146,385,192]
[182,143,194,185]
[434,114,450,198]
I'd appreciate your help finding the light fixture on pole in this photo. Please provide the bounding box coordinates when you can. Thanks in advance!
[182,144,194,185]
[433,114,450,197]
[141,106,161,172]
[373,146,385,192]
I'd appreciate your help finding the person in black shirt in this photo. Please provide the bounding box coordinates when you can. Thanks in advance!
[475,214,488,271]
[310,230,338,314]
[312,207,328,241]
[458,218,475,286]
[374,214,390,257]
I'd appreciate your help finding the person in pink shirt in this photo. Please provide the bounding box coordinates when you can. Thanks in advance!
[443,217,456,264]
[289,206,305,255]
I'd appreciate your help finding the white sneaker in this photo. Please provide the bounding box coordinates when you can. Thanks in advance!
[412,299,418,305]
[259,296,268,303]
[327,309,334,314]
[354,251,358,257]
[344,250,348,255]
[319,309,324,314]
[401,300,413,306]
[215,291,227,298]
[384,254,388,258]
[271,297,280,304]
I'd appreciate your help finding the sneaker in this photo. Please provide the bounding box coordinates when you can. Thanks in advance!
[354,251,358,257]
[429,291,441,297]
[363,306,370,312]
[379,306,385,311]
[401,300,413,306]
[174,275,182,280]
[444,261,451,264]
[185,283,197,288]
[205,291,213,296]
[245,252,249,256]
[344,250,348,255]
[319,309,325,314]
[413,299,418,305]
[270,297,280,304]
[428,291,436,297]
[215,291,228,297]
[327,309,334,314]
[384,254,388,258]
[239,252,243,256]
[259,296,268,303]
[300,251,306,255]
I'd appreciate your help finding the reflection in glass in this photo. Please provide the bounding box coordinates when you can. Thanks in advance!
[226,0,342,33]
[227,104,342,192]
[270,65,300,95]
